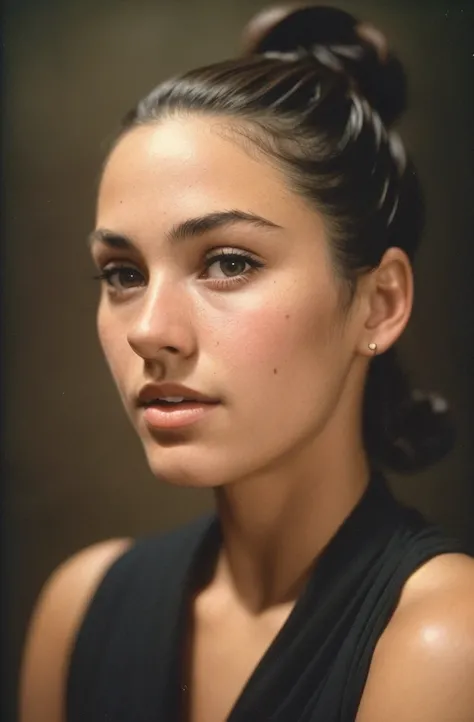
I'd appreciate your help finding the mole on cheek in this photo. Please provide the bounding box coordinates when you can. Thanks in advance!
[285,314,290,320]
[273,368,278,375]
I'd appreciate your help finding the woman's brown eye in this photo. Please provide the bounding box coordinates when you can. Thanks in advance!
[204,251,263,281]
[114,268,144,288]
[218,258,247,277]
[95,266,145,290]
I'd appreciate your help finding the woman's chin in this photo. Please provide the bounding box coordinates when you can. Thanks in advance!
[143,446,226,489]
[151,468,219,489]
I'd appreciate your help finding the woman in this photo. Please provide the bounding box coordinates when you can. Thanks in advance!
[20,4,474,722]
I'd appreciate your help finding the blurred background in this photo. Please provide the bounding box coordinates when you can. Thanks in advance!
[2,0,473,718]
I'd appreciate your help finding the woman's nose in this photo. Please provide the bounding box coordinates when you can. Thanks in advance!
[127,279,196,362]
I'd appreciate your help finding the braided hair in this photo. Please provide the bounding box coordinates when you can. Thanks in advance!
[113,4,455,473]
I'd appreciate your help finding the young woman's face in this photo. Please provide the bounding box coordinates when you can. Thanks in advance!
[91,116,364,487]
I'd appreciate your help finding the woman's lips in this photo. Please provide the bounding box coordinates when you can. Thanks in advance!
[141,401,220,430]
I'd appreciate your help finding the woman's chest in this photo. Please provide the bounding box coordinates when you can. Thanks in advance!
[181,592,295,722]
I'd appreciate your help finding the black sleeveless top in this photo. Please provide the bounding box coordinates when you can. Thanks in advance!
[66,474,466,722]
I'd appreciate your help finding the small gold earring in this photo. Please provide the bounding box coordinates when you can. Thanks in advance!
[368,342,377,354]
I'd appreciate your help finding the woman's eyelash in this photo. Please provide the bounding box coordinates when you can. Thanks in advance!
[201,249,264,280]
[92,248,265,293]
[93,266,145,288]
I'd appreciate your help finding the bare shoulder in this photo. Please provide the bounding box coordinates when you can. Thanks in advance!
[356,552,474,722]
[19,537,133,722]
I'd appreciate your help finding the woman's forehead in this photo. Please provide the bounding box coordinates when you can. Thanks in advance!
[98,116,325,237]
[102,117,287,193]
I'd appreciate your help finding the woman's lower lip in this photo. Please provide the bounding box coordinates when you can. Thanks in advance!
[141,402,219,430]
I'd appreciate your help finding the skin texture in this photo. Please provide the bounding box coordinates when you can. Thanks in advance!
[355,552,474,722]
[92,116,412,607]
[19,115,474,722]
[95,117,373,492]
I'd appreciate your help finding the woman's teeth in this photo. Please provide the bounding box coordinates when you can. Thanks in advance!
[157,396,186,403]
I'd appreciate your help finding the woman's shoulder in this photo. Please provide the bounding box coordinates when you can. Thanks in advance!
[19,513,216,722]
[19,537,134,722]
[356,551,474,721]
[396,550,474,607]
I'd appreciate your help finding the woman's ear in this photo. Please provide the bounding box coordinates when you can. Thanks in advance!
[358,247,414,357]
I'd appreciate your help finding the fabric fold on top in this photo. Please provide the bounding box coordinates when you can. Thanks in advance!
[67,472,465,722]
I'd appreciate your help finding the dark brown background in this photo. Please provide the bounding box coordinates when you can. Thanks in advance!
[3,1,473,719]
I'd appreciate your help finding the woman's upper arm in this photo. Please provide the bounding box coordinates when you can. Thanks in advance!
[19,538,133,722]
[356,558,474,722]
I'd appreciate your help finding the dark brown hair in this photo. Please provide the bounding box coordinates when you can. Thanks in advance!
[113,4,454,473]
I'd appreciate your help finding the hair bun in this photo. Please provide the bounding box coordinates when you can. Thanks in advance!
[364,348,456,474]
[383,389,456,473]
[242,4,407,126]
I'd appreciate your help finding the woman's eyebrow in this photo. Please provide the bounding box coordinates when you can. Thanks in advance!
[87,229,134,249]
[166,209,283,242]
[87,209,283,249]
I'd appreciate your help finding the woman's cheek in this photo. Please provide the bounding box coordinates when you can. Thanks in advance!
[97,309,129,378]
[97,309,113,361]
[272,275,334,346]
[212,299,322,375]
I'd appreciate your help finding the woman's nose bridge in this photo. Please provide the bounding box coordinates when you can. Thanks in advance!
[129,273,193,346]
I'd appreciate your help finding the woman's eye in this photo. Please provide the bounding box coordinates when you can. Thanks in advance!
[93,251,263,294]
[207,256,248,278]
[94,266,145,291]
[203,251,264,283]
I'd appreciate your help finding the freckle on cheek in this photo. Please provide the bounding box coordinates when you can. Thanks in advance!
[285,314,290,320]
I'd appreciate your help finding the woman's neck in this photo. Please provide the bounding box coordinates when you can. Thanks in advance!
[212,437,371,615]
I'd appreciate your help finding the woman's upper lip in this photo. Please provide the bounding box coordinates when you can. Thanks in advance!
[136,383,220,407]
